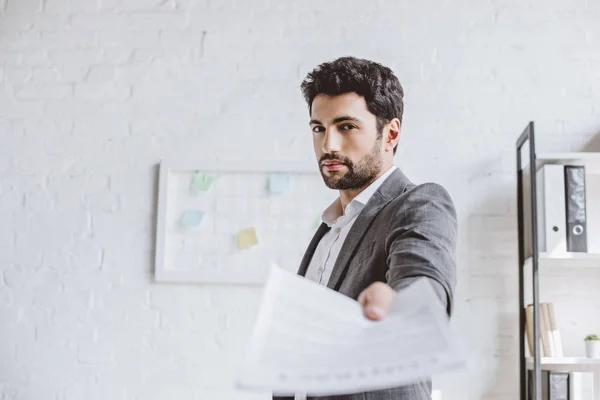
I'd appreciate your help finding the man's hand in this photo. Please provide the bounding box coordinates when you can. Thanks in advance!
[357,281,396,321]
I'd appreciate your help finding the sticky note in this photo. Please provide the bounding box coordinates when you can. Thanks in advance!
[237,227,258,249]
[190,172,214,192]
[180,210,204,227]
[268,172,289,194]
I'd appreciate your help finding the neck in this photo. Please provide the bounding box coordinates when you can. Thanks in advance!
[338,161,394,212]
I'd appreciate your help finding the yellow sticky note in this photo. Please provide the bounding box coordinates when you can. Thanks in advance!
[237,227,258,249]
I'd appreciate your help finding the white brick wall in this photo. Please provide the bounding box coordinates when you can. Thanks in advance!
[1,0,599,399]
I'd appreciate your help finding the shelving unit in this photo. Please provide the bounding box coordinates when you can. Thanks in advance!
[516,122,600,400]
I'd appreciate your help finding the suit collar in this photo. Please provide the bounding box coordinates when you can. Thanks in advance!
[321,166,400,226]
[374,167,412,202]
[298,167,413,290]
[325,169,409,290]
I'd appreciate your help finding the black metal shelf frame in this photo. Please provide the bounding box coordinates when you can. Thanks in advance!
[516,121,541,400]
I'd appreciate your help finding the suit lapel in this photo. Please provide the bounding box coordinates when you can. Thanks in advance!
[325,191,388,290]
[326,168,411,290]
[297,222,330,277]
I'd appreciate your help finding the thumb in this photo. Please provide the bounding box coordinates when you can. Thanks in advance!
[358,282,394,321]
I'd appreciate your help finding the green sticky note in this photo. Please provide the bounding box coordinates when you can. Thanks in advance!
[268,172,289,194]
[191,172,214,192]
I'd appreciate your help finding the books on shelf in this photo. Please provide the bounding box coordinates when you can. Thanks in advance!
[527,370,594,400]
[525,302,563,358]
[547,303,564,358]
[536,164,588,255]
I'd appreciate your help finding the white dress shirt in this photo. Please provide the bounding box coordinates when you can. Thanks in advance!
[304,165,397,287]
[294,166,397,400]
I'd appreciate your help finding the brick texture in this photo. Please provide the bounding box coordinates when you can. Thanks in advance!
[1,0,600,399]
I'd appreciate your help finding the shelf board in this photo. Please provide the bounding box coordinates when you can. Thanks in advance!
[527,357,600,365]
[525,253,600,266]
[527,357,600,371]
[535,152,600,172]
[539,252,600,260]
[537,152,600,162]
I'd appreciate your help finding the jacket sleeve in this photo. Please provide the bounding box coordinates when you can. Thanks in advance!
[384,182,458,316]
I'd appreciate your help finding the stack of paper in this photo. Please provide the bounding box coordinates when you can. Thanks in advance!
[235,266,466,396]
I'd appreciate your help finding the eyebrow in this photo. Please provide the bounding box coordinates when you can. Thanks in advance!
[309,116,363,126]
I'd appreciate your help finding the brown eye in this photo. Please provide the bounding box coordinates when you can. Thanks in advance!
[312,126,325,133]
[340,124,357,131]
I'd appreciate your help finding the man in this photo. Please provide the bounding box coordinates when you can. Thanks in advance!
[274,56,457,400]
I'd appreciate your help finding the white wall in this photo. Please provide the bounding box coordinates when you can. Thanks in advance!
[1,0,600,399]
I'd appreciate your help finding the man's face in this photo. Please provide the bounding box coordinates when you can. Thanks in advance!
[310,92,384,190]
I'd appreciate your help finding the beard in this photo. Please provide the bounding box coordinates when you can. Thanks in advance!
[319,138,383,190]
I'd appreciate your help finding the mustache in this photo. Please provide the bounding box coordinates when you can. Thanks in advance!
[319,154,352,166]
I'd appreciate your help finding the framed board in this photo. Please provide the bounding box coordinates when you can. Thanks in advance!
[154,161,336,285]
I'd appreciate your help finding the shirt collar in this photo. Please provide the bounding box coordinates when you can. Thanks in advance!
[321,165,397,226]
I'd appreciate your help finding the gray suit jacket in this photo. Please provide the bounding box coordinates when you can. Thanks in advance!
[273,168,457,400]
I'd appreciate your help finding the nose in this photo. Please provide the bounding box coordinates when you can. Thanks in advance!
[322,129,342,154]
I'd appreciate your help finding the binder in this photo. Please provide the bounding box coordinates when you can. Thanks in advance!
[528,370,570,400]
[564,165,587,252]
[569,372,595,400]
[536,165,567,255]
[546,371,570,400]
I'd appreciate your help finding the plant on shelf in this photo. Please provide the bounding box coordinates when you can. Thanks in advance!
[584,334,600,358]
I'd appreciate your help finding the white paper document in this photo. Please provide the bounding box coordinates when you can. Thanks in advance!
[235,265,466,396]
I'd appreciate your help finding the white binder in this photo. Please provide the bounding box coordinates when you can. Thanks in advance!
[569,372,595,400]
[536,164,567,255]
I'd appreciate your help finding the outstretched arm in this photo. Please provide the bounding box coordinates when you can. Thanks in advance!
[359,182,458,320]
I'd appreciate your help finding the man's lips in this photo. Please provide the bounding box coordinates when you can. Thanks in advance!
[322,161,346,170]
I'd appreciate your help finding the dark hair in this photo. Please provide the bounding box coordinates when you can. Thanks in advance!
[300,56,404,153]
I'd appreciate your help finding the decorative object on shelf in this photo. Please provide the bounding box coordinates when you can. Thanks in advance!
[584,334,600,358]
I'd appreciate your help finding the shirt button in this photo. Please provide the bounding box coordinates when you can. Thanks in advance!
[334,227,341,233]
[318,267,324,273]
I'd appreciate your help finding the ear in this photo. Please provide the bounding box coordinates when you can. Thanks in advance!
[385,118,401,152]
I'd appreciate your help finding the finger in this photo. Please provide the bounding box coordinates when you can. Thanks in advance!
[360,283,393,321]
[357,290,367,307]
[365,304,385,320]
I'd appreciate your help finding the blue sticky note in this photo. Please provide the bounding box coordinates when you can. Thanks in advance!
[180,210,204,227]
[268,173,289,194]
